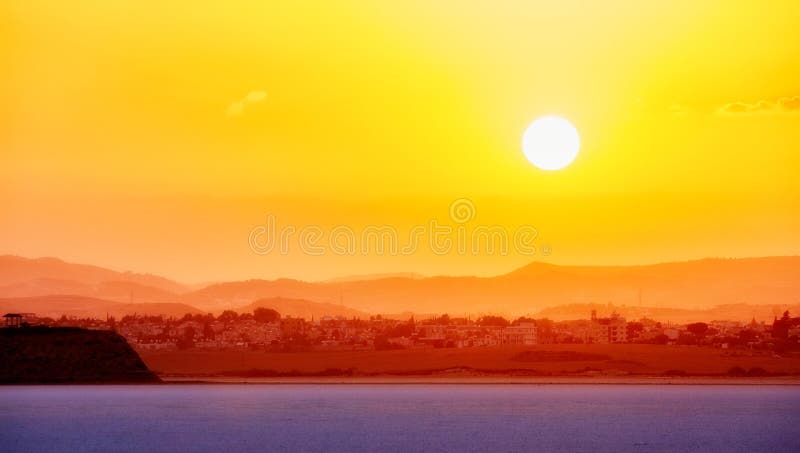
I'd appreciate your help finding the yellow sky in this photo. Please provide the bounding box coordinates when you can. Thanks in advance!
[2,1,799,282]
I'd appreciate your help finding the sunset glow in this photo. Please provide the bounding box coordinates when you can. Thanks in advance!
[2,1,799,284]
[3,4,800,449]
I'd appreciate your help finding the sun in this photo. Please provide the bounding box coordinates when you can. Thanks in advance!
[522,116,581,171]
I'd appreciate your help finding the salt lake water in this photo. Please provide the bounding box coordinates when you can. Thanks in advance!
[1,384,799,452]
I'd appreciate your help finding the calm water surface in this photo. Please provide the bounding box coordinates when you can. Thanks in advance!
[1,384,798,452]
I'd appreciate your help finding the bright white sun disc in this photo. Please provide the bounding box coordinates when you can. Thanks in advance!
[522,116,580,171]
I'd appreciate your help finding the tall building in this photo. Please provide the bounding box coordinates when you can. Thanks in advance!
[588,311,627,344]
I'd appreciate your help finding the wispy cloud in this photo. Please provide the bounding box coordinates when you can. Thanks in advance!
[226,90,267,117]
[718,95,800,115]
[244,91,266,103]
[668,103,690,116]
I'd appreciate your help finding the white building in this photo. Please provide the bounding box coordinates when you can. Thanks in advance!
[502,322,537,345]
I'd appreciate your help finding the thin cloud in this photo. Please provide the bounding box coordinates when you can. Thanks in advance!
[226,90,267,117]
[245,91,266,103]
[226,101,245,117]
[718,95,800,115]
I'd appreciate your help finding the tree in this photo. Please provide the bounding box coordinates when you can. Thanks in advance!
[651,334,669,345]
[535,319,554,344]
[687,322,709,338]
[432,314,451,325]
[476,315,509,327]
[737,329,757,345]
[218,310,239,323]
[203,322,215,339]
[677,333,697,345]
[374,335,404,350]
[389,319,415,337]
[177,326,196,350]
[253,307,281,323]
[772,311,791,340]
[626,322,644,340]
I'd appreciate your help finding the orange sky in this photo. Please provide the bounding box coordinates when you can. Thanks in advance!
[2,1,799,282]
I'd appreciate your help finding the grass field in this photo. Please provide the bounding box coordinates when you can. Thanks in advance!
[140,344,800,378]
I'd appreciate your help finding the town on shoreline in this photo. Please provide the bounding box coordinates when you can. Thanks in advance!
[5,308,800,355]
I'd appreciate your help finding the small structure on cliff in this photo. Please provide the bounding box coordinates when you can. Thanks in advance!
[3,313,24,328]
[3,313,38,328]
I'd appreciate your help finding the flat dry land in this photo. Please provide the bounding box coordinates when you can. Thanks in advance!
[140,344,800,379]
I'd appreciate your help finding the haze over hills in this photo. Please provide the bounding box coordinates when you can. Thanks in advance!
[0,255,187,303]
[326,273,425,283]
[182,257,800,317]
[1,255,799,321]
[0,295,204,319]
[234,297,370,320]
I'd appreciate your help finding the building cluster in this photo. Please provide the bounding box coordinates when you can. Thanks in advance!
[544,310,800,350]
[115,313,540,351]
[4,309,800,352]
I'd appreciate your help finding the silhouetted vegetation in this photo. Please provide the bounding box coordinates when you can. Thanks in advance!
[253,307,281,323]
[373,335,404,350]
[687,322,709,338]
[476,316,510,327]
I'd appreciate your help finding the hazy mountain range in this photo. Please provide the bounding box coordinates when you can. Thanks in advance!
[1,255,798,322]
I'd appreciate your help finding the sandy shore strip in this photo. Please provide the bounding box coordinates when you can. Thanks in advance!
[159,375,800,385]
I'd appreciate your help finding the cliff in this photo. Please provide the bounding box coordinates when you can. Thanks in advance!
[0,327,159,383]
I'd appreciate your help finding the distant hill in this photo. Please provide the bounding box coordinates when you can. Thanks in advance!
[0,295,204,319]
[0,255,187,302]
[326,272,424,283]
[181,257,800,319]
[110,303,205,318]
[234,297,370,319]
[2,254,799,321]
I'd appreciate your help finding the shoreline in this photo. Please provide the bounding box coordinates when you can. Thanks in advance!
[139,345,800,383]
[158,375,800,385]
